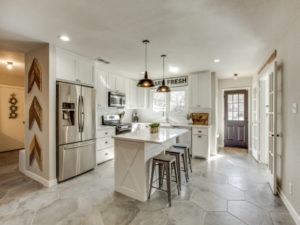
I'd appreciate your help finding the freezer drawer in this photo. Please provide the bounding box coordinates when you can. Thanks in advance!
[58,140,96,182]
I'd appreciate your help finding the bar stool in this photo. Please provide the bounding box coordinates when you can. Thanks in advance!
[166,147,189,185]
[173,143,192,173]
[148,153,180,207]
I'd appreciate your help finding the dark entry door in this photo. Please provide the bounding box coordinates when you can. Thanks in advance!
[224,90,248,148]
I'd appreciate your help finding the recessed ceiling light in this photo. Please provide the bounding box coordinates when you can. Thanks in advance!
[169,66,179,73]
[214,59,220,63]
[6,62,13,70]
[58,35,71,42]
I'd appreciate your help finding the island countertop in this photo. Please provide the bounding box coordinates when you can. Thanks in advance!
[113,127,188,144]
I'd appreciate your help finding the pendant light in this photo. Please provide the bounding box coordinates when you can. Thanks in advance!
[157,54,171,92]
[137,40,155,88]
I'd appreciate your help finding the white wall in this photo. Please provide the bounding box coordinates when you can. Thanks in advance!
[265,12,300,221]
[0,85,24,152]
[217,77,252,147]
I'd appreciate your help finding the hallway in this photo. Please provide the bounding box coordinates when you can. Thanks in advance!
[0,150,295,225]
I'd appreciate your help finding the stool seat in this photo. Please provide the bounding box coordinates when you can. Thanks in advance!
[166,147,185,155]
[173,143,189,148]
[154,154,176,163]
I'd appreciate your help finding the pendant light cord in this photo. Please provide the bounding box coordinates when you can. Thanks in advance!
[162,56,165,79]
[145,42,147,71]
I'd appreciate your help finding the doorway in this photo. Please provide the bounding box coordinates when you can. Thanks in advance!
[224,89,248,148]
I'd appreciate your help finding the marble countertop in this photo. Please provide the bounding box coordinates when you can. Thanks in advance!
[113,128,188,144]
[131,122,211,128]
[96,125,115,130]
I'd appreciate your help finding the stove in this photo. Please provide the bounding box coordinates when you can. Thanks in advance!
[102,115,132,134]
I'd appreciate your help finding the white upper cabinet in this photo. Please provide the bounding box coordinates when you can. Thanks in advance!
[116,76,126,93]
[77,56,94,85]
[136,87,147,108]
[189,72,211,108]
[56,47,94,86]
[125,79,146,109]
[56,48,76,82]
[106,73,116,91]
[95,69,108,108]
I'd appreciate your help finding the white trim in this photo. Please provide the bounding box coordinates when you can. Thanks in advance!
[22,169,57,187]
[278,188,300,225]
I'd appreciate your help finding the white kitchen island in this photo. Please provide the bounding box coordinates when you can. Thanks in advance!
[113,128,188,201]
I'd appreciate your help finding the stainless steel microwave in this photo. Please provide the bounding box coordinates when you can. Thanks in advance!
[108,91,126,108]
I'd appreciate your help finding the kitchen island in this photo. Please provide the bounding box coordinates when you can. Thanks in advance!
[113,127,188,201]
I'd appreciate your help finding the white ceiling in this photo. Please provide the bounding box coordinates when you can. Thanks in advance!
[0,0,299,79]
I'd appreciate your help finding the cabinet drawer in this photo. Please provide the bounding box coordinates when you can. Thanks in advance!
[96,148,114,164]
[192,127,209,135]
[97,128,115,138]
[96,137,114,150]
[192,134,209,158]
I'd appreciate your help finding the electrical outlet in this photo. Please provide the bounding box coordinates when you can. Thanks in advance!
[289,182,294,196]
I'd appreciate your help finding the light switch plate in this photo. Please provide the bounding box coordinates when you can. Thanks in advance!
[292,103,298,114]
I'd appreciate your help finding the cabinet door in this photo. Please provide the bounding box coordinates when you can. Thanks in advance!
[77,56,94,86]
[56,48,77,82]
[127,79,137,109]
[107,73,116,91]
[192,134,209,158]
[189,75,199,108]
[116,76,126,93]
[197,73,211,108]
[96,70,108,107]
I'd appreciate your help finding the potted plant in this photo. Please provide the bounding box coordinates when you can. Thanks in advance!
[149,123,160,133]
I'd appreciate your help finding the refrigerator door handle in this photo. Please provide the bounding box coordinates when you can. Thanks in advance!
[78,95,82,132]
[81,96,85,132]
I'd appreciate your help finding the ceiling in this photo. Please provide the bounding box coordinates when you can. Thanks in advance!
[0,0,299,79]
[0,50,24,77]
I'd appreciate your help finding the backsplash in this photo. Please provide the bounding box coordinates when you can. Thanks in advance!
[97,106,135,125]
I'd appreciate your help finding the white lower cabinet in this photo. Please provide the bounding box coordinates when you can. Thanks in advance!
[96,127,115,164]
[192,127,210,159]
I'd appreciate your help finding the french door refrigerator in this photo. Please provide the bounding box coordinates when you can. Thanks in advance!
[57,81,96,182]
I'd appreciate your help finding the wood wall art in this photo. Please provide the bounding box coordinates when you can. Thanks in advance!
[8,93,18,119]
[29,135,43,171]
[29,96,42,131]
[28,58,42,93]
[191,113,209,125]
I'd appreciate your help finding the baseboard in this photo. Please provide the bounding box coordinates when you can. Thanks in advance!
[218,144,224,148]
[278,188,300,225]
[23,169,57,187]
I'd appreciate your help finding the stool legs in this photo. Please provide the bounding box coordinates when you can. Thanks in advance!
[148,160,156,200]
[166,163,171,207]
[187,147,192,173]
[172,161,180,195]
[182,152,189,182]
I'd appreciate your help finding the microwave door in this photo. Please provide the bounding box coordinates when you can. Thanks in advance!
[111,95,121,107]
[57,82,81,145]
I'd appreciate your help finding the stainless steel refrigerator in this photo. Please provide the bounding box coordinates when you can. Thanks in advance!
[56,81,96,182]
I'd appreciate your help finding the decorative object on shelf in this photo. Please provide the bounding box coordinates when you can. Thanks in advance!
[191,113,209,125]
[8,93,18,119]
[29,96,42,131]
[137,40,154,88]
[149,123,160,133]
[28,58,42,93]
[157,55,171,92]
[29,135,43,171]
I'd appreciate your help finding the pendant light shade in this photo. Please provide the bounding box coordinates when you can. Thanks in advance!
[157,54,171,92]
[137,40,154,88]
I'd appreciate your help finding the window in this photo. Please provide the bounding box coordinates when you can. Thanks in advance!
[152,92,167,112]
[227,93,245,121]
[170,90,186,114]
[151,87,187,116]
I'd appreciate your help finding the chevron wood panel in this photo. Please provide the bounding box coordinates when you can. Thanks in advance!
[29,135,42,171]
[28,58,42,93]
[29,96,42,131]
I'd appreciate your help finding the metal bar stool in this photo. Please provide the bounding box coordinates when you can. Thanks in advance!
[148,153,180,207]
[166,147,189,186]
[173,143,192,173]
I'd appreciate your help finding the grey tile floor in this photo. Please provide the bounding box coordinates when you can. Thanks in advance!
[0,149,295,225]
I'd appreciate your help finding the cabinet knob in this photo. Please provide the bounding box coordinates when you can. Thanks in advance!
[105,141,108,144]
[105,153,108,156]
[198,135,202,138]
[198,130,202,133]
[105,132,108,135]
